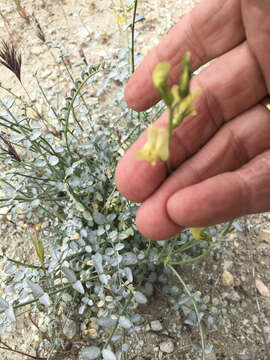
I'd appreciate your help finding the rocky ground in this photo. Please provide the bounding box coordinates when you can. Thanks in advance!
[0,0,269,359]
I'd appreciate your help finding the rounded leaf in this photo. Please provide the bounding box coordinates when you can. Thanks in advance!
[61,266,77,283]
[39,293,51,307]
[102,349,116,360]
[81,346,100,359]
[0,296,9,310]
[119,316,132,329]
[134,291,147,304]
[72,280,85,294]
[49,155,59,166]
[27,280,44,297]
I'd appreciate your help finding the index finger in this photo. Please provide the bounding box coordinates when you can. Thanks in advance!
[125,0,244,111]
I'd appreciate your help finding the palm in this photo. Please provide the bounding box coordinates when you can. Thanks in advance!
[115,0,270,240]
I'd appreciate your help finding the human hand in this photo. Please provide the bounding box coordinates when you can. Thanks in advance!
[115,0,270,240]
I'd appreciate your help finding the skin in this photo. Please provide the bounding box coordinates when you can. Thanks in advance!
[115,0,270,240]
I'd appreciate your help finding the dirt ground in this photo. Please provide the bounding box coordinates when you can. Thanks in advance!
[0,0,269,359]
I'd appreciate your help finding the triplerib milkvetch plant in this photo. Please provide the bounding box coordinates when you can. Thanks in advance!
[136,51,201,173]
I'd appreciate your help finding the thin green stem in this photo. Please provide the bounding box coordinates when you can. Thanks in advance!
[170,238,196,256]
[0,83,24,102]
[168,264,206,360]
[0,284,71,315]
[166,108,173,174]
[0,254,42,270]
[169,245,215,265]
[64,67,101,158]
[131,0,138,74]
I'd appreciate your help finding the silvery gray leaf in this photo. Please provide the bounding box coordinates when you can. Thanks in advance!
[102,349,116,360]
[115,243,124,251]
[6,284,15,293]
[205,344,214,355]
[182,304,192,316]
[6,97,15,109]
[185,311,197,326]
[134,291,147,304]
[99,274,108,285]
[5,306,15,322]
[135,15,145,23]
[119,316,132,329]
[19,294,34,304]
[72,280,85,294]
[85,245,92,253]
[49,155,59,166]
[105,247,114,256]
[122,252,137,265]
[98,316,117,328]
[11,134,26,142]
[31,199,40,208]
[81,346,100,359]
[92,253,103,273]
[197,312,204,322]
[79,304,86,314]
[232,220,243,232]
[39,293,51,307]
[111,334,121,342]
[13,270,25,282]
[4,263,17,274]
[30,128,42,141]
[207,315,214,326]
[126,0,135,7]
[178,295,191,306]
[0,296,9,310]
[124,267,133,283]
[27,280,44,297]
[35,159,46,167]
[61,266,77,283]
[93,211,106,225]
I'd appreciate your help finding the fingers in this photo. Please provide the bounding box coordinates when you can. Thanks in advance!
[135,103,270,240]
[167,151,270,227]
[125,0,244,111]
[242,0,270,92]
[115,41,267,203]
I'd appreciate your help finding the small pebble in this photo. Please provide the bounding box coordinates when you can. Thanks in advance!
[31,46,45,55]
[159,340,174,354]
[256,279,270,297]
[221,271,234,287]
[228,290,241,302]
[258,229,270,244]
[151,320,163,331]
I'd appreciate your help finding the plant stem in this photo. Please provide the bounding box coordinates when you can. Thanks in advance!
[166,108,173,174]
[168,264,206,360]
[0,340,46,360]
[169,245,215,265]
[131,0,138,74]
[0,254,42,269]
